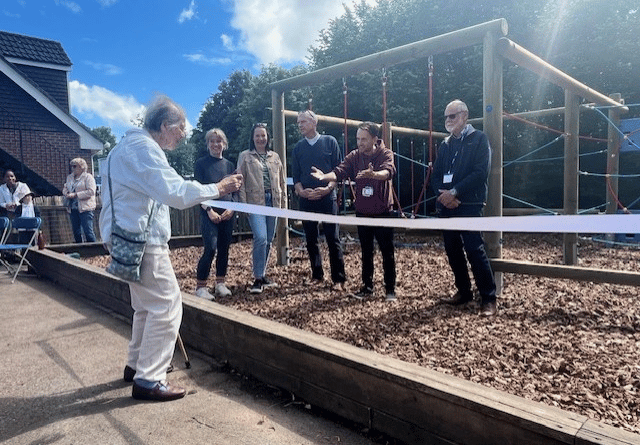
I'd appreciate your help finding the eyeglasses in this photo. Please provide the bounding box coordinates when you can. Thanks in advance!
[445,111,463,120]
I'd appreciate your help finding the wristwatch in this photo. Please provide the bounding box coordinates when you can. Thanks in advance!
[449,188,458,197]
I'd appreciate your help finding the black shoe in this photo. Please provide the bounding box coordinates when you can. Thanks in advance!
[132,381,186,402]
[385,291,397,302]
[260,277,278,288]
[441,291,473,306]
[349,286,373,300]
[250,279,264,294]
[124,365,135,382]
[480,301,498,317]
[124,364,174,383]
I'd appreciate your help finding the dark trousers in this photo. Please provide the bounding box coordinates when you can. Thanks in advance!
[439,206,496,303]
[70,209,96,243]
[196,215,234,280]
[300,196,346,283]
[357,219,395,293]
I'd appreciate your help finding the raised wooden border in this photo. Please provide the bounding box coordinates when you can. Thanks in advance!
[26,249,640,445]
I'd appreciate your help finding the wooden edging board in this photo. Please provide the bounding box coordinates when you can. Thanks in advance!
[26,249,640,445]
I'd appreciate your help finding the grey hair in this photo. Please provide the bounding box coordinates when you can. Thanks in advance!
[143,95,186,132]
[298,109,318,124]
[447,99,469,114]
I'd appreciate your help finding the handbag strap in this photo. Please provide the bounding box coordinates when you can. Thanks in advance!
[107,149,157,238]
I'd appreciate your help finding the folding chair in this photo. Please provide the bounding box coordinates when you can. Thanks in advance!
[0,217,41,283]
[0,217,11,274]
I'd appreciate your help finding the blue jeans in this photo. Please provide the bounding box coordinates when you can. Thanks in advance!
[70,209,96,243]
[247,192,277,279]
[196,213,234,281]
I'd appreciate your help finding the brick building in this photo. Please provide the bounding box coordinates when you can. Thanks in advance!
[0,31,102,196]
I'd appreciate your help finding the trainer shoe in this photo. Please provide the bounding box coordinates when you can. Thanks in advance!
[249,279,264,294]
[385,291,397,302]
[214,283,232,297]
[349,286,373,300]
[195,287,216,300]
[260,277,278,288]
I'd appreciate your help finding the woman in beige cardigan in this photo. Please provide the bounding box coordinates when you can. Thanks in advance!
[236,123,287,294]
[63,157,97,242]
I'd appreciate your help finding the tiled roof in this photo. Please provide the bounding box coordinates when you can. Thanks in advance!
[0,31,71,67]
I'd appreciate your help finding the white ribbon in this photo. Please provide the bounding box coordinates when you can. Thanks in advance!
[202,200,639,234]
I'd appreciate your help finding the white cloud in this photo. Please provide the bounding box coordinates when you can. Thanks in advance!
[69,80,145,127]
[3,10,21,18]
[221,34,234,51]
[183,53,232,66]
[230,0,347,64]
[178,0,197,24]
[97,0,118,6]
[54,0,81,14]
[84,61,123,76]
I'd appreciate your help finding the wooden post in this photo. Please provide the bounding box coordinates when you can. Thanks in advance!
[483,28,503,293]
[563,91,579,265]
[272,89,289,266]
[383,122,392,154]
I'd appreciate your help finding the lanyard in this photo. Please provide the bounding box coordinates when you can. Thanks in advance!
[447,149,459,175]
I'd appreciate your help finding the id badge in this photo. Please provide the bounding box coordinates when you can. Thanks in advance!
[362,186,374,197]
[443,174,453,184]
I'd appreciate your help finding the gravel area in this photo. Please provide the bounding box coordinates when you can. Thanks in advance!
[86,232,640,434]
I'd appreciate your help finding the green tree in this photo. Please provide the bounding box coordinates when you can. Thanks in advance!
[190,70,253,165]
[165,139,196,177]
[91,126,117,153]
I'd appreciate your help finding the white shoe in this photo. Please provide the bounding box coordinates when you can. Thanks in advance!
[214,283,232,297]
[195,287,215,300]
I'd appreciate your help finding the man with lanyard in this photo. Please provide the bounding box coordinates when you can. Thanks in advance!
[291,110,346,290]
[432,99,497,317]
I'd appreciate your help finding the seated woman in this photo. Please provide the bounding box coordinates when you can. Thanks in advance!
[0,169,36,219]
[63,158,97,243]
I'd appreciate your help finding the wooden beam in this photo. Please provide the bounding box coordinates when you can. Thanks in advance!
[271,19,508,91]
[495,38,628,110]
[283,110,448,139]
[490,258,640,286]
[272,89,289,266]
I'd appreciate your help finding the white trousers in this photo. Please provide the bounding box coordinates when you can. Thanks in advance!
[127,246,182,382]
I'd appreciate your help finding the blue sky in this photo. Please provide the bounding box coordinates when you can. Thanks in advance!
[2,0,355,139]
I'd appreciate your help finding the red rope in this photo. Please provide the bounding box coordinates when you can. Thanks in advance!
[503,111,608,143]
[412,57,435,218]
[343,79,349,154]
[381,69,388,141]
[428,55,434,164]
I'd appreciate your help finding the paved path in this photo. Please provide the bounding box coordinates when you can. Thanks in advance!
[0,274,382,445]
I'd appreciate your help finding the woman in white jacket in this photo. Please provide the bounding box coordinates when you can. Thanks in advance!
[63,158,97,243]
